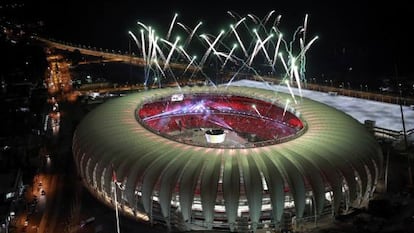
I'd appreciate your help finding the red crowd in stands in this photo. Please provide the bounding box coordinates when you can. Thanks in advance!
[138,94,303,142]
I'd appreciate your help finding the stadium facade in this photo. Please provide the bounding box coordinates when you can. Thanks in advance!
[72,85,383,232]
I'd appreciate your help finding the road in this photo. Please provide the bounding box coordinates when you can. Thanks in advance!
[10,44,83,233]
[34,36,196,72]
[10,44,169,233]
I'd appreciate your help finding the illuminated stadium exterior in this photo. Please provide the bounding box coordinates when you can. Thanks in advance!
[72,85,383,232]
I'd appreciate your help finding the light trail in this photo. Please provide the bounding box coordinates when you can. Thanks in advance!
[129,10,317,105]
[230,23,248,57]
[166,13,178,40]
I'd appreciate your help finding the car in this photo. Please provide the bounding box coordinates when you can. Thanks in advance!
[80,217,95,228]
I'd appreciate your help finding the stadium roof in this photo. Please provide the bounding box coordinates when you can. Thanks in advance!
[73,85,382,230]
[229,80,414,132]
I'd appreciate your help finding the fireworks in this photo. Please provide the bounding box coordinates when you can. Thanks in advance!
[129,11,318,109]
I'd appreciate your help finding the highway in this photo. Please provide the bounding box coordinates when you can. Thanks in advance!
[11,46,84,233]
[34,36,197,72]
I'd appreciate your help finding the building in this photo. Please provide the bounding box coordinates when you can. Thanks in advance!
[0,169,24,233]
[72,85,383,232]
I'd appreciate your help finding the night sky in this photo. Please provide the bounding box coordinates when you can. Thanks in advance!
[21,1,413,82]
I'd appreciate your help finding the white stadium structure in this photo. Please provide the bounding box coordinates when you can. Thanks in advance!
[72,84,383,232]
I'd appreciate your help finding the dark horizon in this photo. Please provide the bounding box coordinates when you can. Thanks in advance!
[6,1,414,83]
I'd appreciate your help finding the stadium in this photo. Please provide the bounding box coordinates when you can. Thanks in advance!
[72,85,383,232]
